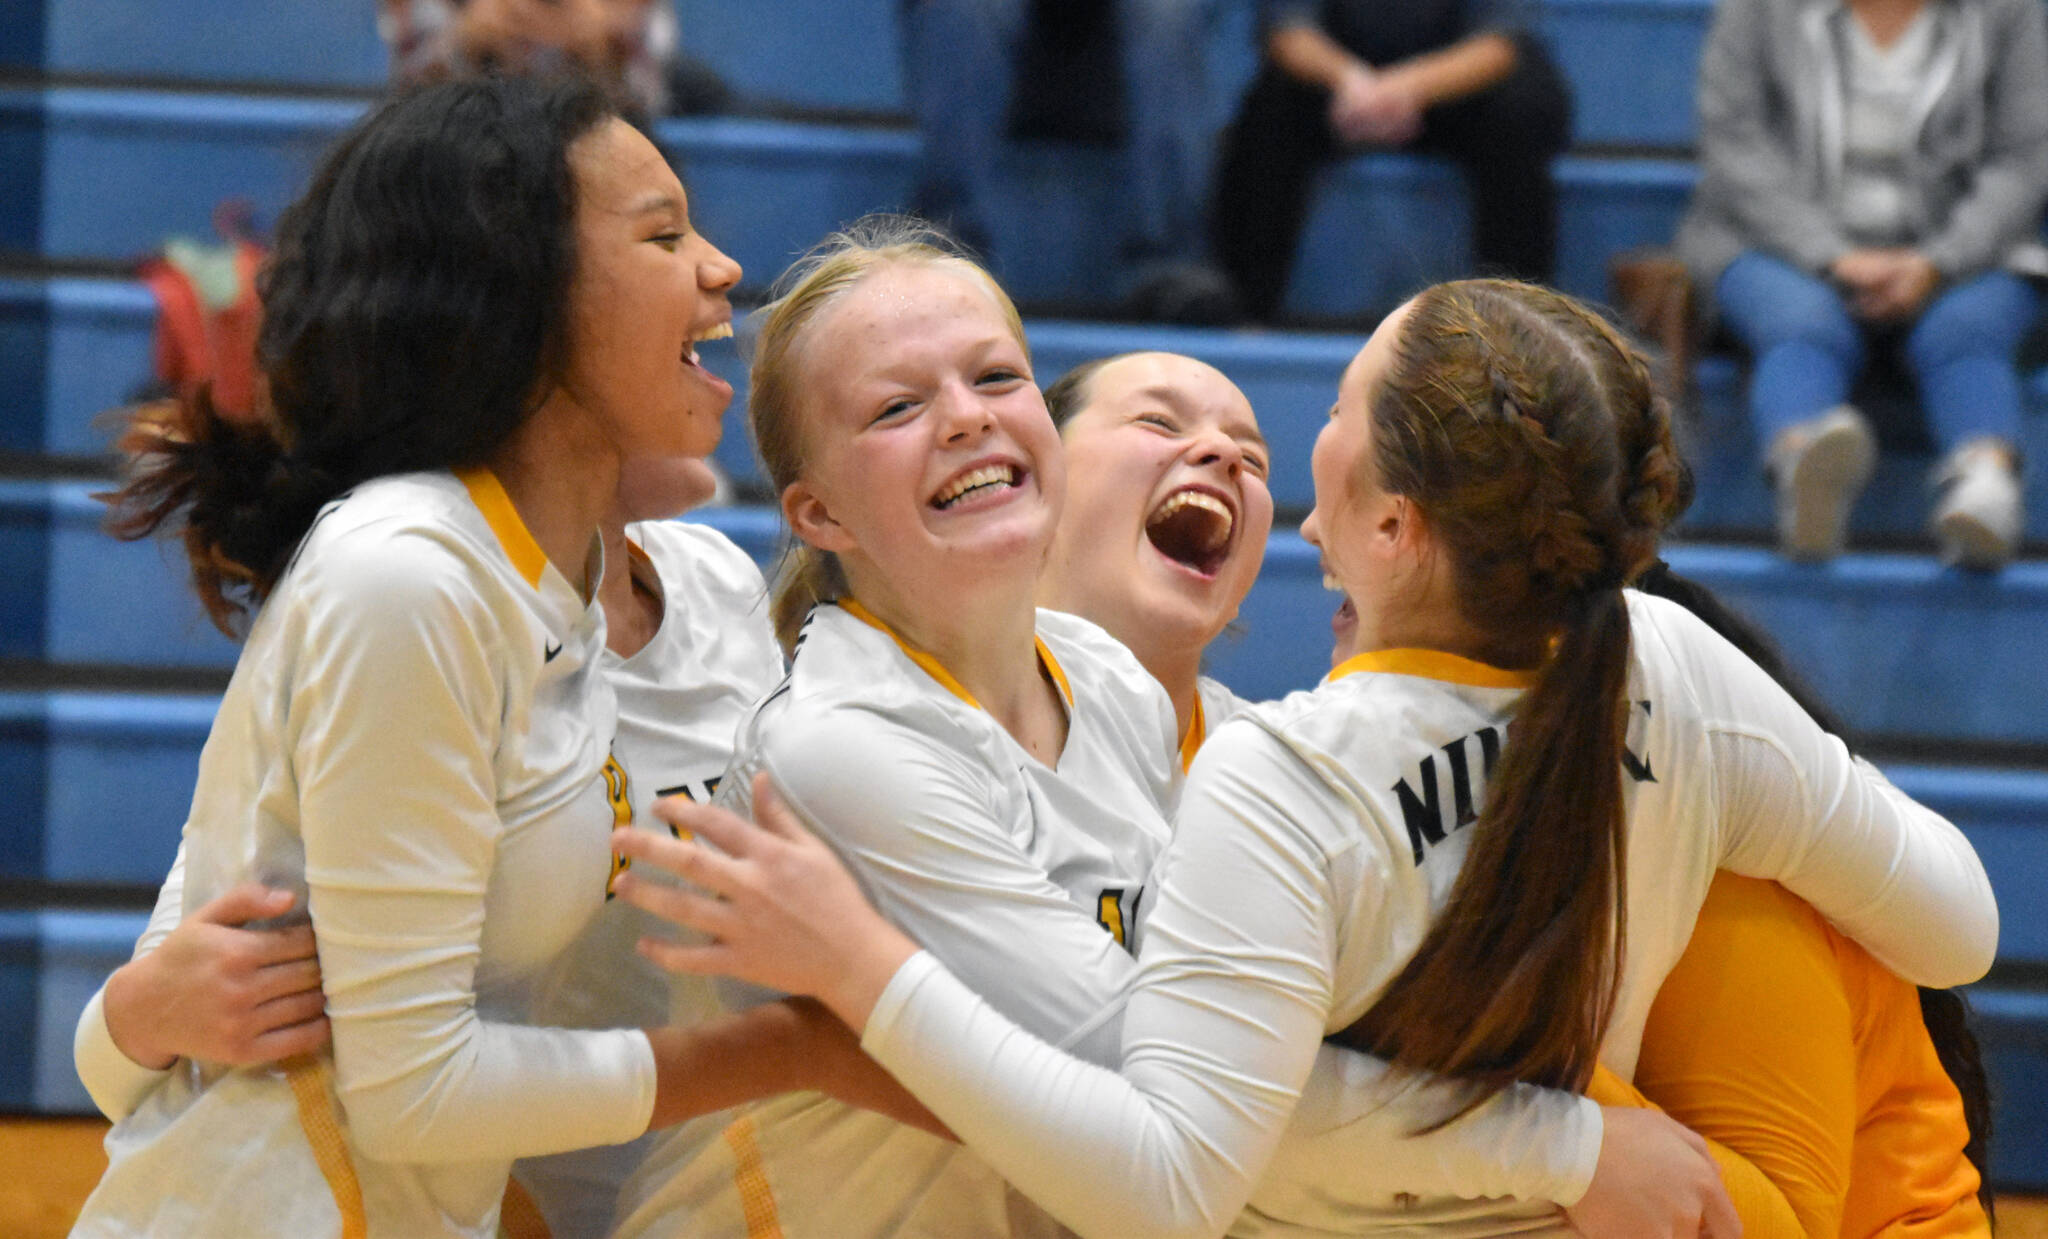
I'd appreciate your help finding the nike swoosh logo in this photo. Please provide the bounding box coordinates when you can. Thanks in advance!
[544,640,563,663]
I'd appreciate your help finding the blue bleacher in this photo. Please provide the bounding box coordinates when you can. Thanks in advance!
[0,910,153,1112]
[5,0,2047,1197]
[4,0,1705,146]
[14,284,2046,541]
[0,87,1690,315]
[15,477,2048,741]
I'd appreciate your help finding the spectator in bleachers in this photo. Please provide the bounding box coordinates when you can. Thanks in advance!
[379,0,730,119]
[900,0,1241,323]
[1210,0,1571,322]
[1674,0,2048,567]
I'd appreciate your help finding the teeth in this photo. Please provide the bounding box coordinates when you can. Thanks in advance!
[934,464,1018,508]
[694,322,734,342]
[1149,490,1234,548]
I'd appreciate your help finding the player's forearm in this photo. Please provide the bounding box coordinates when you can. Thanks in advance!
[644,997,930,1132]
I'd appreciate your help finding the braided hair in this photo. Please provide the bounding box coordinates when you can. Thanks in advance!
[1330,280,1683,1121]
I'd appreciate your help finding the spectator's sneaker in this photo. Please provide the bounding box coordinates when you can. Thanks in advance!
[1931,440,2023,571]
[1768,405,1876,561]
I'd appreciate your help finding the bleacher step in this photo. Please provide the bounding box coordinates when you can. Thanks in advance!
[13,279,2043,541]
[6,485,2045,742]
[2,0,1707,147]
[1,87,1691,315]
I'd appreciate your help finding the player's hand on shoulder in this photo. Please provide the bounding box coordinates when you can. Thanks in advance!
[1567,1106,1741,1239]
[613,774,920,1031]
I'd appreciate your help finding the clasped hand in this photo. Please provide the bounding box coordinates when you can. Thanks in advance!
[1830,248,1939,323]
[1329,65,1424,147]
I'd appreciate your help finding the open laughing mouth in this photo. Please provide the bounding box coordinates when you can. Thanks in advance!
[1145,487,1235,577]
[682,320,734,371]
[931,461,1023,511]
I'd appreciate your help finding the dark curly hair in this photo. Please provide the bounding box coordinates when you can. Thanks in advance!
[105,74,620,634]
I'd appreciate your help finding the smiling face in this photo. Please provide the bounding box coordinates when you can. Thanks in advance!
[1302,300,1415,657]
[558,118,741,463]
[779,260,1063,611]
[1042,352,1273,661]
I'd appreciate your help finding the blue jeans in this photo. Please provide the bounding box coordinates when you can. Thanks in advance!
[900,0,1216,264]
[1715,250,2039,460]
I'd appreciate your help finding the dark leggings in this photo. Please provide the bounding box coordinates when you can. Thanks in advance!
[1212,38,1572,321]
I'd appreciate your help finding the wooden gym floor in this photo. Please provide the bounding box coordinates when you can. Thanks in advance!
[8,1114,2047,1238]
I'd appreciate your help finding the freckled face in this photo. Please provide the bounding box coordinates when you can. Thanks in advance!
[1043,353,1273,655]
[784,262,1063,601]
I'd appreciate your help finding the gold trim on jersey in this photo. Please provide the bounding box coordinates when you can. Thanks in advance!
[838,599,1075,711]
[1330,647,1539,690]
[721,1115,787,1239]
[284,1053,368,1239]
[1179,693,1206,773]
[454,466,549,589]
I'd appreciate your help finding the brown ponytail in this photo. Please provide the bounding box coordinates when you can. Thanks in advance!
[746,215,1028,652]
[101,390,338,637]
[1329,280,1682,1120]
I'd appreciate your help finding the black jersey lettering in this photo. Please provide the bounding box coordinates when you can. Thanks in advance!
[1396,725,1507,866]
[1395,755,1447,866]
[1442,736,1480,828]
[1621,699,1658,783]
[653,775,726,839]
[1399,711,1654,868]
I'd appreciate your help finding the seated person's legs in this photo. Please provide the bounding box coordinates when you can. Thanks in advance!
[1118,0,1218,261]
[1716,250,1876,560]
[899,0,1030,255]
[1211,67,1337,322]
[1413,34,1571,283]
[1905,270,2039,568]
[1115,0,1240,322]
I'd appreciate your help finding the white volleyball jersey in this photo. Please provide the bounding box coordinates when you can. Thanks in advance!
[513,518,783,1238]
[1181,675,1250,771]
[860,592,1997,1239]
[73,470,657,1239]
[610,602,1181,1239]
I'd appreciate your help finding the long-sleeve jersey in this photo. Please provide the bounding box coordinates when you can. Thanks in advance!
[71,471,657,1239]
[511,519,784,1238]
[858,592,1999,1239]
[72,515,784,1238]
[610,601,1184,1239]
[610,602,1600,1238]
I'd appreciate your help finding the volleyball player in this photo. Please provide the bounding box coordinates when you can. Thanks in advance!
[69,78,904,1238]
[1037,352,1272,760]
[608,226,1705,1239]
[1035,349,1990,1238]
[616,280,2000,1239]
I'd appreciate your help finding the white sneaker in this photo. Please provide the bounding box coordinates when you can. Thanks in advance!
[1768,405,1877,561]
[1931,440,2023,570]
